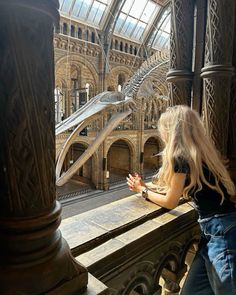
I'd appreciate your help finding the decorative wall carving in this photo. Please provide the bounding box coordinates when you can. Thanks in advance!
[0,1,88,293]
[54,35,101,57]
[228,77,236,157]
[167,0,195,105]
[0,5,56,215]
[201,0,235,156]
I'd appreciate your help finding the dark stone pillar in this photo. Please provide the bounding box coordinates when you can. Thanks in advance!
[201,0,235,156]
[228,12,236,181]
[192,0,207,113]
[0,1,88,294]
[166,0,195,106]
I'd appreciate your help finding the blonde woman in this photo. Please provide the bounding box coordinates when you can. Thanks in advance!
[127,105,236,295]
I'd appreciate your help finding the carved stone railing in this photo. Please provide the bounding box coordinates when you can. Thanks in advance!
[61,194,200,294]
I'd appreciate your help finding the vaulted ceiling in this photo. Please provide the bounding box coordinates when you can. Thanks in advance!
[59,0,170,50]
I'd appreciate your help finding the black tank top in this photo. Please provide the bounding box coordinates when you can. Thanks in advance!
[173,158,236,218]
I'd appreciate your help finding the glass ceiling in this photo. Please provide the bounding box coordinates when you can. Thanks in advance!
[59,0,170,49]
[114,0,161,42]
[59,0,111,27]
[148,6,171,50]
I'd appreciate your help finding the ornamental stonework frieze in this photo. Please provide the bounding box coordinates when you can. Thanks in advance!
[54,35,101,58]
[109,51,141,68]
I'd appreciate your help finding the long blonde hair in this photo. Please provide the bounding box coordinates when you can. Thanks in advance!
[153,105,235,202]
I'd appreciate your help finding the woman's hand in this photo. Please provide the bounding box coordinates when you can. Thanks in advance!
[126,173,145,193]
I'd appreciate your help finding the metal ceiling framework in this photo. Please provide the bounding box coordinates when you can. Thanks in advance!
[58,0,170,75]
[59,0,170,49]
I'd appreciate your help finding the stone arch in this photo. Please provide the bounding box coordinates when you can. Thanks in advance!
[154,251,181,294]
[64,139,99,189]
[106,137,135,185]
[179,232,200,282]
[153,240,192,294]
[118,73,126,90]
[55,55,99,93]
[143,136,161,177]
[107,65,134,92]
[105,136,136,157]
[119,261,155,295]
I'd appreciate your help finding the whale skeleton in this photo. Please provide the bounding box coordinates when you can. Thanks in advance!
[56,50,169,186]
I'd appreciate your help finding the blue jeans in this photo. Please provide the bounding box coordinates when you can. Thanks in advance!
[180,211,236,295]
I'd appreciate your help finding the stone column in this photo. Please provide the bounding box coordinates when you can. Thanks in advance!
[201,0,235,156]
[228,38,236,181]
[192,0,207,113]
[166,0,195,106]
[0,1,88,294]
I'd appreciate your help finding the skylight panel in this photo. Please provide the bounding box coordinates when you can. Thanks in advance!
[131,21,146,40]
[114,0,161,42]
[123,17,138,37]
[122,0,134,14]
[154,31,169,48]
[140,1,158,23]
[129,1,146,18]
[149,6,171,49]
[59,0,110,28]
[87,1,99,22]
[114,12,126,32]
[61,0,74,14]
[71,0,83,17]
[78,0,92,19]
[93,2,107,25]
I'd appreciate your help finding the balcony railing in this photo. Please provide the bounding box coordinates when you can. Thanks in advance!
[60,194,200,294]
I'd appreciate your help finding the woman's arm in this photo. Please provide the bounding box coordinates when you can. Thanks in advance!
[127,173,186,209]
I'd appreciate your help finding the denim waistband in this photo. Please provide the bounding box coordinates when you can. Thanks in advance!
[198,210,236,224]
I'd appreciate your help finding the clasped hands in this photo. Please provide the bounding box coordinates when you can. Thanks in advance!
[126,173,145,193]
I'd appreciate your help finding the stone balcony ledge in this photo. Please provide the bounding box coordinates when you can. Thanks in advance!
[60,193,200,294]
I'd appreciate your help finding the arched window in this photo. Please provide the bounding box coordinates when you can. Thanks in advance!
[125,43,128,53]
[63,23,68,35]
[115,40,119,50]
[71,25,75,37]
[130,45,133,54]
[54,87,65,124]
[78,27,82,39]
[134,47,137,55]
[91,32,96,43]
[71,78,80,113]
[120,41,123,51]
[85,30,89,41]
[86,83,90,100]
[118,73,126,91]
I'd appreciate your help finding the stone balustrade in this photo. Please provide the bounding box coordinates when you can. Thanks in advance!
[61,192,200,294]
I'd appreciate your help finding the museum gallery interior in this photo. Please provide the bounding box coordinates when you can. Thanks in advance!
[0,0,236,294]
